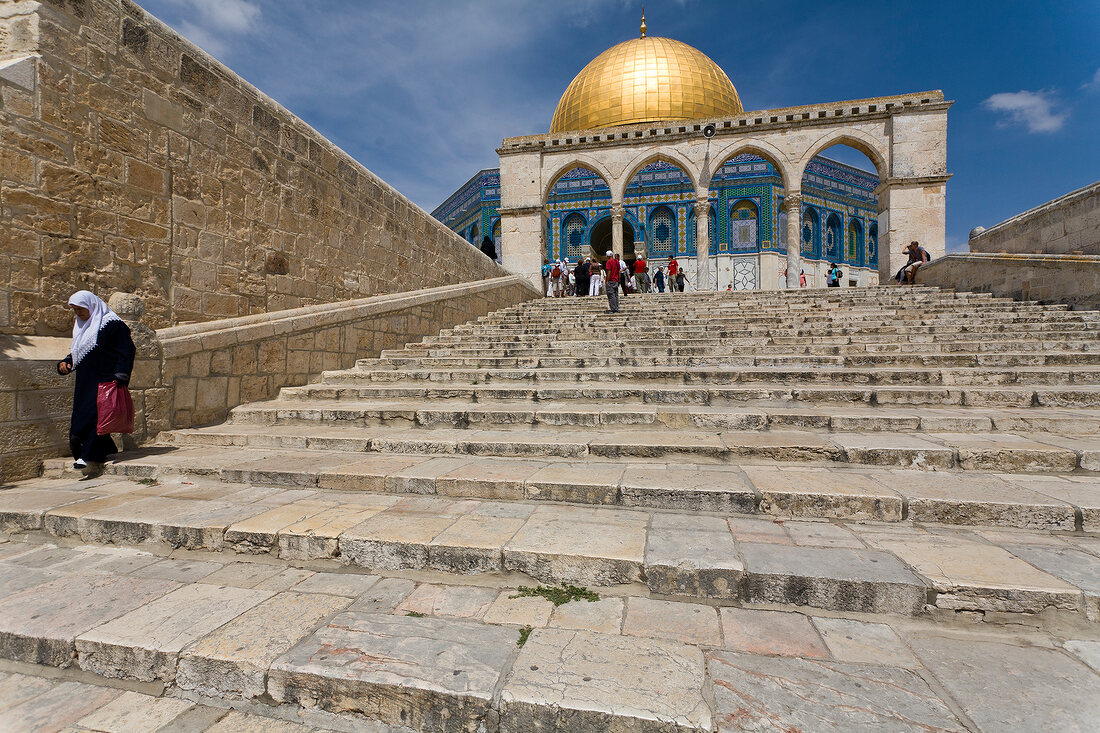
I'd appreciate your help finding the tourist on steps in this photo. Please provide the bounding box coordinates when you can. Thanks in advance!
[588,260,603,296]
[575,258,591,297]
[668,257,679,290]
[633,256,648,293]
[604,250,621,313]
[57,291,135,479]
[898,241,931,284]
[618,254,630,297]
[653,266,666,292]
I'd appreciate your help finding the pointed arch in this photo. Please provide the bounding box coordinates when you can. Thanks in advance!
[614,150,699,202]
[797,129,888,181]
[706,139,794,190]
[825,212,842,260]
[847,218,864,266]
[729,198,760,253]
[542,158,614,204]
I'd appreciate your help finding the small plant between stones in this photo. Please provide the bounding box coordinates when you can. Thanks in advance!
[406,611,426,618]
[517,625,533,647]
[510,583,600,606]
[136,478,158,486]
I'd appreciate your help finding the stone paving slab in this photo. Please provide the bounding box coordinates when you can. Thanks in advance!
[0,678,123,733]
[177,590,350,699]
[269,611,516,732]
[740,543,927,615]
[499,627,711,733]
[910,635,1100,732]
[0,573,180,666]
[75,583,273,682]
[707,651,966,732]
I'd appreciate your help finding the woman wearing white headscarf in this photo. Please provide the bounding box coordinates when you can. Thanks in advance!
[56,291,135,478]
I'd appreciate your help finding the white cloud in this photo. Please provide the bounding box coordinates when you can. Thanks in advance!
[1083,68,1100,91]
[164,0,260,59]
[189,0,260,34]
[982,90,1066,133]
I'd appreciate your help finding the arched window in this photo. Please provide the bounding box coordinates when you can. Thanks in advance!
[648,206,675,257]
[562,212,587,261]
[687,205,717,255]
[867,223,878,266]
[825,213,842,260]
[469,222,479,244]
[847,219,863,266]
[491,219,502,261]
[729,200,759,252]
[801,207,821,258]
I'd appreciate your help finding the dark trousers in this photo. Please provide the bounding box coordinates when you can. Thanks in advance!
[606,283,619,312]
[70,431,117,463]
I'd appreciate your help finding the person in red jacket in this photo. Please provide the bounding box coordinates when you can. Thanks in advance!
[603,250,620,313]
[633,257,648,293]
[668,257,679,292]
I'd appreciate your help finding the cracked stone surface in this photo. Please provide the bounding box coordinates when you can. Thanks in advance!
[500,627,711,733]
[268,611,516,732]
[910,635,1100,732]
[708,650,965,732]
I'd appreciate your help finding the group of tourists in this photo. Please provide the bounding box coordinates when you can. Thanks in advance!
[543,254,687,301]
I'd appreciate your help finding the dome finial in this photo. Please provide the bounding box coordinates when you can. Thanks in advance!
[639,6,647,38]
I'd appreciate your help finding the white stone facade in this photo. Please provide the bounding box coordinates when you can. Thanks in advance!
[498,92,950,290]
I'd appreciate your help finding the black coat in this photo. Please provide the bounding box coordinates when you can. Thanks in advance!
[59,320,136,462]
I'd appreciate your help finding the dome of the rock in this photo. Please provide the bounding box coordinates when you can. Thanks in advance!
[549,31,743,134]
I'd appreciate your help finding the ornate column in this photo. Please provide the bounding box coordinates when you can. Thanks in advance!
[693,199,712,290]
[783,193,803,289]
[611,204,625,257]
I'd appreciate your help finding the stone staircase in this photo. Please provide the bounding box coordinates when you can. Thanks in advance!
[3,286,1100,732]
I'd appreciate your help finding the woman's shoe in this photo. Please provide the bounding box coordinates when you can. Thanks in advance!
[80,461,105,479]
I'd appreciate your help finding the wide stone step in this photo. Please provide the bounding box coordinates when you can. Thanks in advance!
[159,423,1093,473]
[4,539,1095,732]
[371,351,1100,370]
[287,382,1100,408]
[329,365,1100,387]
[229,398,1100,435]
[42,442,1099,530]
[7,474,1099,620]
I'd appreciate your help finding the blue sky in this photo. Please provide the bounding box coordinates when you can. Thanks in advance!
[142,0,1100,252]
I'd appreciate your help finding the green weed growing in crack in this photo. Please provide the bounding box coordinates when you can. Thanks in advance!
[517,625,533,647]
[137,478,159,486]
[510,583,600,606]
[406,611,426,618]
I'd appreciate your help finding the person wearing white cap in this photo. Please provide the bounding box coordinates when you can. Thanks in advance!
[603,251,621,313]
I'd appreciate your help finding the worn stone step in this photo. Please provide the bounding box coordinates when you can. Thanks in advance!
[7,478,1099,620]
[36,445,1100,531]
[329,365,1100,387]
[8,479,1100,616]
[8,540,1096,732]
[156,423,1089,472]
[285,382,1100,408]
[227,398,1100,435]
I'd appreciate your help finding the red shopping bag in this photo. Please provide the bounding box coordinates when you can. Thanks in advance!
[97,381,134,435]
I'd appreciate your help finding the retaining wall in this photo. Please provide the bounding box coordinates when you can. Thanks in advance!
[917,253,1100,311]
[969,181,1100,257]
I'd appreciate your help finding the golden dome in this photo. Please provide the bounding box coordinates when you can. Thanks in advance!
[549,34,743,134]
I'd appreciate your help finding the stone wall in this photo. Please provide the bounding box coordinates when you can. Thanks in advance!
[0,276,538,483]
[155,276,534,430]
[917,253,1100,311]
[969,181,1100,256]
[0,0,505,336]
[0,334,71,482]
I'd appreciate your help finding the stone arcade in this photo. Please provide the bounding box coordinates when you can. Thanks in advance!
[489,20,950,290]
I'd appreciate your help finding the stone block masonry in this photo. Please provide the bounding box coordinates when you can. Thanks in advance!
[918,253,1100,311]
[0,0,507,336]
[969,181,1100,257]
[0,276,537,482]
